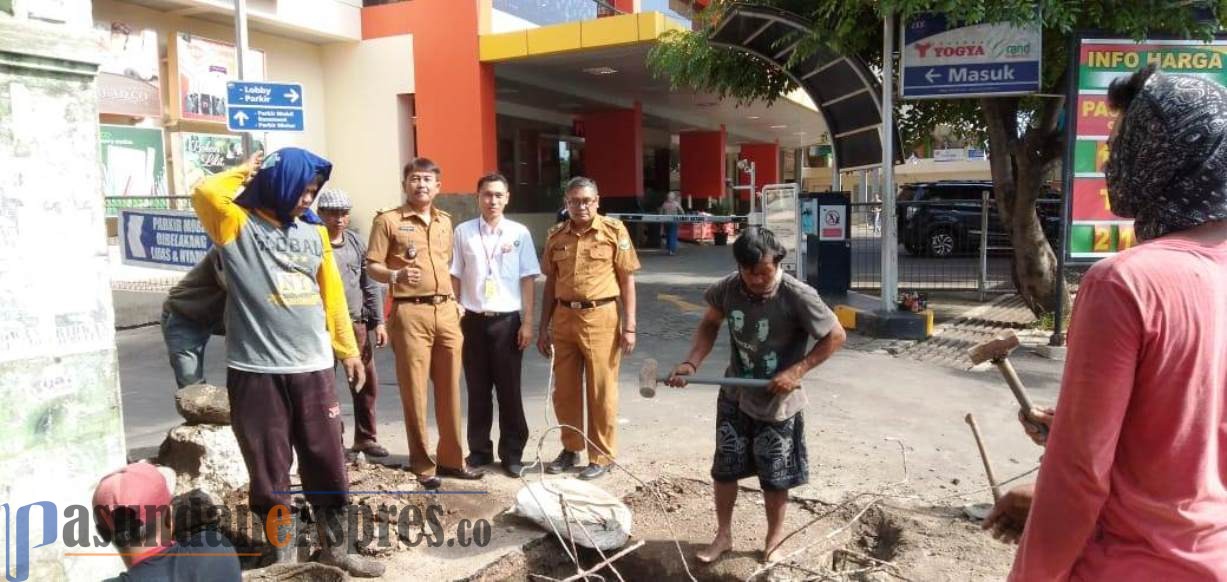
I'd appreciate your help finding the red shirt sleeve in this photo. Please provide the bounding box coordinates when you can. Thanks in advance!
[1010,266,1143,580]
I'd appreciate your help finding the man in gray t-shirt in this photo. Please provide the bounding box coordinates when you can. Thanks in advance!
[667,227,845,565]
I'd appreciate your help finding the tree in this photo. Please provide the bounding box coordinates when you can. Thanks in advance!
[648,0,1224,315]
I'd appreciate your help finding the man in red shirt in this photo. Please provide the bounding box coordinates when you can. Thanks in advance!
[985,66,1227,580]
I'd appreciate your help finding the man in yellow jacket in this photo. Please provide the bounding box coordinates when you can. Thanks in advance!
[192,148,382,577]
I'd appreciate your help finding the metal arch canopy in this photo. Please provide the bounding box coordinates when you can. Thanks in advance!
[708,3,900,172]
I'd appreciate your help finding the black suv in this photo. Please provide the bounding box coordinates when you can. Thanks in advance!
[897,181,1061,258]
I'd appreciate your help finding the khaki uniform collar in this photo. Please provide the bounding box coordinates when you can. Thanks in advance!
[400,205,437,224]
[566,214,608,237]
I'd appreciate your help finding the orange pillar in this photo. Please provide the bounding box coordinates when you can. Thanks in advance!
[737,143,780,201]
[580,104,642,211]
[610,0,640,12]
[679,128,726,201]
[362,1,496,194]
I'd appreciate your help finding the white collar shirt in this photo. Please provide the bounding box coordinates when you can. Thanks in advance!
[450,216,541,313]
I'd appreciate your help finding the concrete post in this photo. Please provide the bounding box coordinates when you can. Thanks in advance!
[0,2,128,579]
[880,12,898,312]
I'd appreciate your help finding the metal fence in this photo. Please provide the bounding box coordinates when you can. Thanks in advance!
[847,196,1062,295]
[104,196,194,218]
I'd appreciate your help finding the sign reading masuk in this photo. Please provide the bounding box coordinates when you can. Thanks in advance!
[901,13,1041,99]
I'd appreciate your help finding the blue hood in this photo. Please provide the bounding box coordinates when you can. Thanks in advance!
[235,147,331,227]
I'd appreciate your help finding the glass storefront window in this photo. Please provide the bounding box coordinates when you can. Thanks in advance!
[492,0,620,27]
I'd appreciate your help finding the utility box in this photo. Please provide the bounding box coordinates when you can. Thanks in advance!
[802,191,852,294]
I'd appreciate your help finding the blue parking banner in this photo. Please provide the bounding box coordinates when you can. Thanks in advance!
[901,13,1041,99]
[226,80,304,132]
[119,209,213,271]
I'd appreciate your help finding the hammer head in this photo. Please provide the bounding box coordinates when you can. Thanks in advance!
[639,359,659,398]
[967,332,1020,365]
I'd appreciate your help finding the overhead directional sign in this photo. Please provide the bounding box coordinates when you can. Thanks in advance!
[226,80,304,132]
[900,14,1041,99]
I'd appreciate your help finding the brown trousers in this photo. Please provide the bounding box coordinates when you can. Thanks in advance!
[346,322,379,447]
[550,302,622,466]
[389,301,464,477]
[227,368,348,517]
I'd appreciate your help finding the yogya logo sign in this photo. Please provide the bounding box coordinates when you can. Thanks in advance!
[901,13,1041,99]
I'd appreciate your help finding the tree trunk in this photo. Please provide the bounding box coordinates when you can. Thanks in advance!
[979,97,1068,316]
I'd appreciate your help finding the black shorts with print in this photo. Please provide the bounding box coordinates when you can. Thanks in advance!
[710,392,809,491]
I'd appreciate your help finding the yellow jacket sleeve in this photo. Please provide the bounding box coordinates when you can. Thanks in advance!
[317,226,360,360]
[191,168,250,245]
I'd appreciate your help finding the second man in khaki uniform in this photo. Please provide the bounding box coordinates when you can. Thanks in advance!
[537,176,640,480]
[366,158,484,489]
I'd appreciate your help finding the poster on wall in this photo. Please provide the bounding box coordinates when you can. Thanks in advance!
[96,22,162,117]
[1065,36,1227,260]
[762,184,800,276]
[99,125,167,217]
[171,132,263,197]
[171,32,265,124]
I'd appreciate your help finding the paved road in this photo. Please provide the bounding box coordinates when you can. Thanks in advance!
[117,245,740,455]
[117,242,1054,458]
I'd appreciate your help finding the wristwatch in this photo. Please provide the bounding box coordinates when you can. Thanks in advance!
[389,269,400,285]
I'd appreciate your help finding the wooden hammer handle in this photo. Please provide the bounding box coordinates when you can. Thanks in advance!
[995,359,1049,437]
[965,413,1002,502]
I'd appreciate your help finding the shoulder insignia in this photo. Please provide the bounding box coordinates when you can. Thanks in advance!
[374,206,399,216]
[548,222,567,237]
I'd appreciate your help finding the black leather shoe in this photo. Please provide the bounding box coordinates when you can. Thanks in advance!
[355,441,390,458]
[546,451,580,474]
[438,465,486,480]
[418,476,442,490]
[466,454,493,467]
[503,462,525,477]
[578,463,608,480]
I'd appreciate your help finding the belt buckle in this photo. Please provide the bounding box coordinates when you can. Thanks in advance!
[432,295,444,305]
[569,301,582,309]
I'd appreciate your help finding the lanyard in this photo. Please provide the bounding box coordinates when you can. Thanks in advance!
[478,221,502,278]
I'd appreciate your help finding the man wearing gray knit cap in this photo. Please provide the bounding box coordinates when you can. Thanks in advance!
[318,188,390,458]
[985,65,1227,580]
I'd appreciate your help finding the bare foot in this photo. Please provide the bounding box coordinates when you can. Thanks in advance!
[761,541,784,564]
[696,534,732,563]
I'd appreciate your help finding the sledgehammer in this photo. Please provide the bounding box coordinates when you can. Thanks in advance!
[967,332,1047,439]
[639,358,770,398]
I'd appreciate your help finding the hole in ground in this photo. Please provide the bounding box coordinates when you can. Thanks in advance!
[473,478,912,582]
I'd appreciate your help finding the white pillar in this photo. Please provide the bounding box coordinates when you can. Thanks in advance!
[879,12,898,312]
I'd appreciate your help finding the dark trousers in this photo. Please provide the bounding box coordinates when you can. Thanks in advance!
[461,312,529,465]
[227,368,349,517]
[347,322,379,446]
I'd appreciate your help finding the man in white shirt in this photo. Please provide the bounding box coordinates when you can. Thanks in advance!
[451,173,542,477]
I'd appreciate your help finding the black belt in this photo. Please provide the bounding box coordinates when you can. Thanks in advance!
[464,310,518,319]
[394,295,453,305]
[556,297,617,310]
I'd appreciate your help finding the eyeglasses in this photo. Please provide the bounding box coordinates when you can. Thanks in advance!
[406,175,437,185]
[566,198,597,208]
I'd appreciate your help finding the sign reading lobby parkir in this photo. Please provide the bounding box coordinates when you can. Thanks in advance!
[226,81,304,132]
[900,14,1041,99]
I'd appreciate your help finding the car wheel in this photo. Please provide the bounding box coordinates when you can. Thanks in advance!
[928,229,956,258]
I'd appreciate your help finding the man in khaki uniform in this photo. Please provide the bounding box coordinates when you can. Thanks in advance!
[537,176,640,480]
[366,158,484,489]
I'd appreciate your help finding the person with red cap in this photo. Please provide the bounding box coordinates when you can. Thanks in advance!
[93,462,240,580]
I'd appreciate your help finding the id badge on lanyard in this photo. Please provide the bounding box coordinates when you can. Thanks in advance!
[481,227,501,300]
